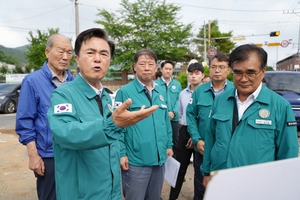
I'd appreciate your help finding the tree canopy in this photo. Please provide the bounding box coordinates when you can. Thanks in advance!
[95,0,193,70]
[25,28,60,71]
[194,20,235,59]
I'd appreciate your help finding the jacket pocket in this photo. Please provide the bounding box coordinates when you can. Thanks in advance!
[212,114,231,122]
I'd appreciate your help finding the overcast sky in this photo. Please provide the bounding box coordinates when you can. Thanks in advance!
[1,0,300,68]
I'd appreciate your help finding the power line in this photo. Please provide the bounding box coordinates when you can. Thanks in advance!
[0,4,71,24]
[175,3,300,13]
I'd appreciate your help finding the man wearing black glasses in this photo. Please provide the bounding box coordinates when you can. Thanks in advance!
[185,53,234,200]
[201,44,298,187]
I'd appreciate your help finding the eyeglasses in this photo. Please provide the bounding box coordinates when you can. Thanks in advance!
[233,69,262,79]
[209,65,228,70]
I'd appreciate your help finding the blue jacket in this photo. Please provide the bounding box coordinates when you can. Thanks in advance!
[16,61,74,158]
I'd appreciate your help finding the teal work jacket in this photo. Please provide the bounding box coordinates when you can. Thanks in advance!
[47,75,122,200]
[186,80,234,152]
[201,85,299,175]
[115,78,173,166]
[155,78,182,122]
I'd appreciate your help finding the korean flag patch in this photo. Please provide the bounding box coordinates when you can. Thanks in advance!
[54,103,72,114]
[188,98,193,104]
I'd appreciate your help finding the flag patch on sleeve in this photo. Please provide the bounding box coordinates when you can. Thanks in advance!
[54,103,72,114]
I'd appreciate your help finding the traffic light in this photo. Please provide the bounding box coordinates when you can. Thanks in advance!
[270,31,280,37]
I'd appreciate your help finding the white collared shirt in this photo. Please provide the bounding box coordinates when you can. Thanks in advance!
[235,83,262,120]
[79,73,103,95]
[161,77,172,86]
[137,78,156,96]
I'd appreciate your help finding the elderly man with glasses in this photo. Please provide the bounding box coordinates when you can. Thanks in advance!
[201,44,298,187]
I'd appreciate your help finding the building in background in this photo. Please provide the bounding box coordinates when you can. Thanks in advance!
[276,53,300,71]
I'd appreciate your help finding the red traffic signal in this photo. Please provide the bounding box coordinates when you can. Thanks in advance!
[270,31,280,37]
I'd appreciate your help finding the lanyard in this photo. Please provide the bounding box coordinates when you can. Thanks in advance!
[144,87,152,105]
[95,95,103,116]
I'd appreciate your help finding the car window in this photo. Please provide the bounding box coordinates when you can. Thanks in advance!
[0,84,20,93]
[265,73,300,93]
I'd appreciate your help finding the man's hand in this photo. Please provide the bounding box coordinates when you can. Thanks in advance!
[185,138,194,149]
[120,156,129,170]
[196,140,205,155]
[28,155,45,176]
[203,176,211,188]
[168,111,174,120]
[112,98,158,128]
[26,141,45,176]
[167,148,174,157]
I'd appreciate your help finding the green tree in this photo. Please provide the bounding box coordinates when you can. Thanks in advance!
[25,28,60,71]
[176,71,187,89]
[96,0,193,69]
[0,65,8,74]
[194,20,235,60]
[0,49,20,66]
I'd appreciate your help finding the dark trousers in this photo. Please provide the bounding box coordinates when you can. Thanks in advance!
[171,121,179,155]
[169,126,205,200]
[34,158,56,200]
[193,151,205,200]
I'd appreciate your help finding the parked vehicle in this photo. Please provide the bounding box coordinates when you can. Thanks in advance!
[0,83,21,114]
[264,71,300,129]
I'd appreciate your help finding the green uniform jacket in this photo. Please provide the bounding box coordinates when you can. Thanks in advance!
[47,75,122,200]
[155,78,182,122]
[186,80,234,152]
[201,85,299,174]
[115,78,173,166]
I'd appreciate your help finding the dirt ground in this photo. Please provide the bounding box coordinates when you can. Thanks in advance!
[0,129,194,200]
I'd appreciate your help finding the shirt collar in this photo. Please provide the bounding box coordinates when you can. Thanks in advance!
[161,77,172,85]
[79,73,103,95]
[48,65,68,82]
[186,84,193,93]
[136,77,156,91]
[235,82,262,101]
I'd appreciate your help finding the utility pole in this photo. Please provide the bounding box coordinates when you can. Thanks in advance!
[71,0,80,37]
[75,0,79,37]
[208,20,211,48]
[283,10,300,55]
[203,21,207,64]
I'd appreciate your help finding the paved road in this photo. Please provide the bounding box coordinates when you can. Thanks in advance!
[0,113,16,129]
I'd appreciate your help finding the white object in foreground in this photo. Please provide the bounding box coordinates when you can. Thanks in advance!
[164,156,180,188]
[204,157,300,200]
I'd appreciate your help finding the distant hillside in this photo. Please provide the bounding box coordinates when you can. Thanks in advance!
[0,44,28,64]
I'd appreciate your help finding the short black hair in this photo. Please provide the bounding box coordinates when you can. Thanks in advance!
[134,49,157,63]
[229,44,267,69]
[74,28,115,57]
[155,71,162,78]
[209,53,229,66]
[188,62,204,73]
[161,60,174,68]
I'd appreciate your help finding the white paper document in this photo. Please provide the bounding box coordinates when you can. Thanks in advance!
[164,156,180,188]
[204,157,300,200]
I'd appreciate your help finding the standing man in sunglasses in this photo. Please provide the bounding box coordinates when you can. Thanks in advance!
[201,44,298,187]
